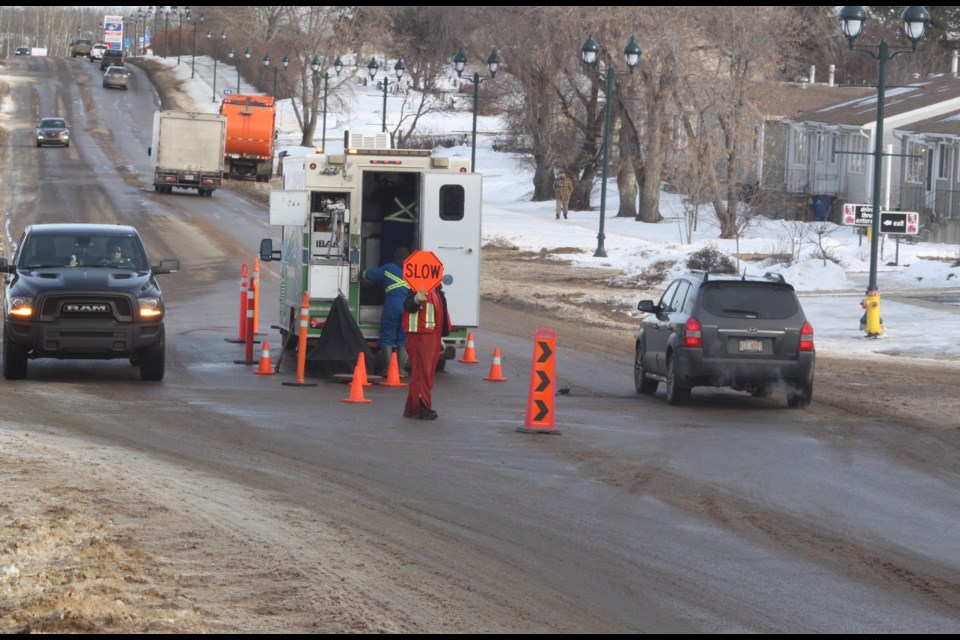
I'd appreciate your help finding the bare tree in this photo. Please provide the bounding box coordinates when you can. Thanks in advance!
[672,6,799,239]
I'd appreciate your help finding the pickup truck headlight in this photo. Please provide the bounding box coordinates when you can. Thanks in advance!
[138,298,163,319]
[9,297,34,318]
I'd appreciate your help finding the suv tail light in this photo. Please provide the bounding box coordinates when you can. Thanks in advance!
[799,321,814,351]
[683,317,703,348]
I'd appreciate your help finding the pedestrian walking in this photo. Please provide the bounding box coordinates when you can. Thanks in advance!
[553,170,573,219]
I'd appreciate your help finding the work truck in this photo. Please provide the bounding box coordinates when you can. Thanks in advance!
[148,110,227,196]
[219,94,276,183]
[258,132,482,368]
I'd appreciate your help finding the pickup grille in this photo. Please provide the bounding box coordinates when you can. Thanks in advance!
[39,294,134,322]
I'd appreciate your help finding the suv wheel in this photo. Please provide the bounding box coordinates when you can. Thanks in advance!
[787,382,813,408]
[3,331,28,380]
[665,354,690,405]
[138,332,165,381]
[633,342,658,395]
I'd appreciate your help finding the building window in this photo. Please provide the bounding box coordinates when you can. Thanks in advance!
[830,134,839,165]
[792,130,808,166]
[938,143,951,180]
[816,133,825,162]
[905,139,924,184]
[848,135,865,174]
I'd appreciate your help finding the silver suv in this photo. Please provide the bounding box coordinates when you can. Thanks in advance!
[634,271,815,407]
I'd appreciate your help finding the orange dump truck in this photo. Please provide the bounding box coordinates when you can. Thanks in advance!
[219,94,276,183]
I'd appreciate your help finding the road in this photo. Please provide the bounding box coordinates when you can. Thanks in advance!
[1,53,960,633]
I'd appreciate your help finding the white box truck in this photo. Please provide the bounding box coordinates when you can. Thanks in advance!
[258,132,482,370]
[148,110,227,196]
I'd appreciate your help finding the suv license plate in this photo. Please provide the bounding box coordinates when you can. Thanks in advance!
[739,339,763,353]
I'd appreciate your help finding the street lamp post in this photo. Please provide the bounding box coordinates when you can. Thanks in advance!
[228,47,251,93]
[367,57,406,133]
[190,11,203,79]
[452,48,500,172]
[176,7,184,64]
[207,28,227,102]
[580,34,642,258]
[311,55,344,151]
[263,53,290,98]
[839,6,929,336]
[163,6,170,58]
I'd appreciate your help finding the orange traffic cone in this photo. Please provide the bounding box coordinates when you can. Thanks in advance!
[483,347,508,382]
[459,332,479,363]
[357,350,373,386]
[379,351,408,387]
[253,341,276,375]
[342,355,373,404]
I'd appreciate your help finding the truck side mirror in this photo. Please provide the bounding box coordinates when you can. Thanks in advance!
[152,259,180,274]
[147,146,152,157]
[259,238,274,262]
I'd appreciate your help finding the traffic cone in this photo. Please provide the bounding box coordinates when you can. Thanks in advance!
[253,341,276,375]
[357,350,373,386]
[379,351,408,387]
[341,355,373,403]
[459,332,479,363]
[483,347,508,382]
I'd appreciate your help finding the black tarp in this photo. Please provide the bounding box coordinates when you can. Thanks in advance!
[305,294,373,377]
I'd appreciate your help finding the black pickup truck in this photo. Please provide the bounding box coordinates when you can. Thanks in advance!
[0,223,179,381]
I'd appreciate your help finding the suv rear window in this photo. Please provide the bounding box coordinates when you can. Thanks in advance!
[699,282,799,319]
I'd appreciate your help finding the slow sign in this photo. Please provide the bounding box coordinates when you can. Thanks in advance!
[402,250,444,293]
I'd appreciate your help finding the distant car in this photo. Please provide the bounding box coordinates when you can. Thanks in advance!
[634,270,815,407]
[36,117,70,148]
[102,65,128,90]
[89,43,108,61]
[100,49,124,70]
[70,38,93,58]
[15,46,30,56]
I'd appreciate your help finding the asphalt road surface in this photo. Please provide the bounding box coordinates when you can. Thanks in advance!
[1,54,960,633]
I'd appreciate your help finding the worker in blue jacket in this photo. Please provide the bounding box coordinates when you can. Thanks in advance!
[362,246,411,375]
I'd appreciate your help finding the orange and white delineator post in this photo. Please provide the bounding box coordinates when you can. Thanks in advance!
[253,258,261,335]
[234,275,258,365]
[282,291,318,387]
[227,263,250,343]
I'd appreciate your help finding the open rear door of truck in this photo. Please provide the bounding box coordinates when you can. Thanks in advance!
[420,173,482,328]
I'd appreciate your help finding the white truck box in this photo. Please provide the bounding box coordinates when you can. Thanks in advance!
[149,110,227,196]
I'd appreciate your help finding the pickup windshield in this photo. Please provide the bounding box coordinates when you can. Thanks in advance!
[20,235,147,270]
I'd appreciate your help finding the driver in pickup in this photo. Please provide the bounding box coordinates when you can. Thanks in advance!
[100,244,132,268]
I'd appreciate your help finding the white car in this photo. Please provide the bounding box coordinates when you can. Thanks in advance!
[89,43,108,61]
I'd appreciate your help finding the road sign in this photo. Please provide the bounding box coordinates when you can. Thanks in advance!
[842,203,873,226]
[879,211,919,235]
[519,329,560,435]
[402,250,443,293]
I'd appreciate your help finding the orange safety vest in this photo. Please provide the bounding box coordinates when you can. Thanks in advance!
[405,292,438,333]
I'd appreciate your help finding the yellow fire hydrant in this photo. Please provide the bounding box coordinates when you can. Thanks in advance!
[860,288,882,337]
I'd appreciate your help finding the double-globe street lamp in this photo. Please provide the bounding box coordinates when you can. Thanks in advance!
[839,6,929,336]
[228,47,252,94]
[367,57,406,133]
[263,53,290,98]
[311,55,344,151]
[207,28,227,102]
[190,11,204,79]
[452,48,500,172]
[580,34,641,258]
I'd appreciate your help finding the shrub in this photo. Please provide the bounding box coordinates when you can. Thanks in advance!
[685,244,737,274]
